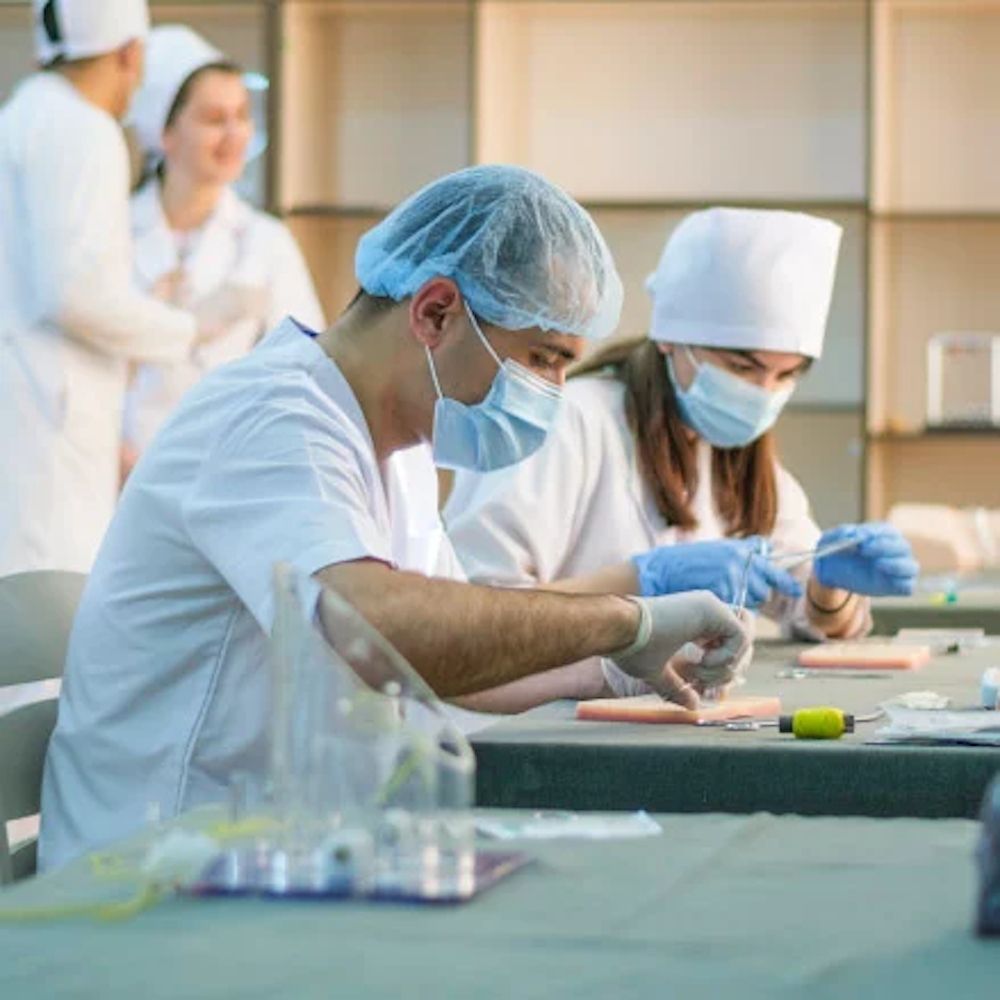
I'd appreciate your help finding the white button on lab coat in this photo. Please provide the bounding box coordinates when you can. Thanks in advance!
[124,181,326,453]
[446,376,870,640]
[39,321,466,870]
[0,74,197,577]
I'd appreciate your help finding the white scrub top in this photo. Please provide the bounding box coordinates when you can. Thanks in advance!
[124,181,326,453]
[39,320,460,870]
[0,73,197,578]
[446,375,870,640]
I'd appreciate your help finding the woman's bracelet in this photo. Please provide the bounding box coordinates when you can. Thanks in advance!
[807,581,856,615]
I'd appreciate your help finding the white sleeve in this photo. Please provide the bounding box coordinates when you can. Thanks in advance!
[27,112,196,362]
[765,464,871,641]
[444,396,599,586]
[265,221,326,331]
[181,398,393,633]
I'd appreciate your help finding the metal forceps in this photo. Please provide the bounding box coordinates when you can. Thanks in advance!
[732,539,764,617]
[768,536,862,571]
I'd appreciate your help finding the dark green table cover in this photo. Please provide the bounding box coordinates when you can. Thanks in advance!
[0,811,996,999]
[473,641,1000,818]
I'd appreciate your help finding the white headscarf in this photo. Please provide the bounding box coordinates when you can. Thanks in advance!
[128,25,224,160]
[33,0,149,63]
[646,207,842,359]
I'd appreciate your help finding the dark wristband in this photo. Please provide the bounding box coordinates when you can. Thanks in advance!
[807,581,855,615]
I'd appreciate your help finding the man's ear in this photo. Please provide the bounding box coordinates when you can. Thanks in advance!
[408,278,463,349]
[657,342,672,357]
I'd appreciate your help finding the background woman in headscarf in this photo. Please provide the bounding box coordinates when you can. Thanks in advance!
[122,24,324,476]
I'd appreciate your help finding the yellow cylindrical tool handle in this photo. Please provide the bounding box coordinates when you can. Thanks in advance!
[778,707,855,739]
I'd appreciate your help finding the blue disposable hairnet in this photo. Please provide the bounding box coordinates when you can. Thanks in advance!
[355,165,623,339]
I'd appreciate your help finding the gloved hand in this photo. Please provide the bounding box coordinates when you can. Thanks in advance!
[633,538,803,609]
[608,591,752,707]
[191,282,269,347]
[813,523,920,597]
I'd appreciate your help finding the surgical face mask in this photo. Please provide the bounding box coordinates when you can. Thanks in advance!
[666,346,795,449]
[425,304,564,472]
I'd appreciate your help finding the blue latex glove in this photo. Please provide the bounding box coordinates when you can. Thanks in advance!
[813,523,920,597]
[632,538,803,610]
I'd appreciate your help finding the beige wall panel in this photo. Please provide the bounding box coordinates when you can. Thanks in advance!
[873,1,1000,211]
[774,410,864,528]
[477,1,867,201]
[286,213,382,325]
[280,2,471,210]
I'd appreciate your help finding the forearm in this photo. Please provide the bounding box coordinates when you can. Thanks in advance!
[451,658,609,714]
[543,561,639,596]
[317,561,639,698]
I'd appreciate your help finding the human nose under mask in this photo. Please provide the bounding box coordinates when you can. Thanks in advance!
[425,304,564,472]
[666,346,795,449]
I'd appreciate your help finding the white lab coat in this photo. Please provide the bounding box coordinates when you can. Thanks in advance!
[446,376,870,640]
[39,321,469,870]
[124,181,325,452]
[0,73,197,577]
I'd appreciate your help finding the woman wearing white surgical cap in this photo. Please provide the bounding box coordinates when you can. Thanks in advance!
[122,25,324,476]
[447,208,919,688]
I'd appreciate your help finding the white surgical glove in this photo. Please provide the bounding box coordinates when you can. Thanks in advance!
[191,282,269,348]
[607,592,752,708]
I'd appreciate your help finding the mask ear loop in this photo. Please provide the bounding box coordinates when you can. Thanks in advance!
[682,344,703,374]
[463,300,504,369]
[424,299,501,402]
[424,346,445,401]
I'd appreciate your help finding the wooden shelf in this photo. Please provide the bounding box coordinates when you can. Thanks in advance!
[476,0,867,202]
[867,435,1000,517]
[282,204,395,218]
[867,218,1000,434]
[872,0,1000,212]
[279,1,473,210]
[285,212,384,326]
[5,0,999,525]
[872,428,1000,442]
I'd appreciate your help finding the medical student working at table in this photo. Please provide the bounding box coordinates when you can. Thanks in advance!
[0,0,238,579]
[39,166,753,870]
[446,208,918,705]
[121,25,324,478]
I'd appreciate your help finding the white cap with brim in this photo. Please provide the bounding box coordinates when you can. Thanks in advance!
[129,25,224,160]
[33,0,149,63]
[645,207,843,360]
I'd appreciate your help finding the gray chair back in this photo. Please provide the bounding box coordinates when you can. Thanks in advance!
[0,571,87,883]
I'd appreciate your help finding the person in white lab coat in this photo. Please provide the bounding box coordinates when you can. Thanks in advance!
[0,0,235,578]
[446,208,919,700]
[39,166,753,869]
[121,26,325,474]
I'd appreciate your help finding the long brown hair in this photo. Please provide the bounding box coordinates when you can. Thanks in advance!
[571,337,779,537]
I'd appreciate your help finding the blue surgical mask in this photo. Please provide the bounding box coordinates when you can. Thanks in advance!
[666,346,794,449]
[426,304,563,472]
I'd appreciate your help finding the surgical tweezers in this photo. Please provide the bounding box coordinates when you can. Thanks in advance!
[767,536,862,570]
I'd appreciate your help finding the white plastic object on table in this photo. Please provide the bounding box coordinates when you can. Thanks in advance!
[982,668,1000,711]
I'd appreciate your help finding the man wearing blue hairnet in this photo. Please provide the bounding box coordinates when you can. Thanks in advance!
[40,165,752,869]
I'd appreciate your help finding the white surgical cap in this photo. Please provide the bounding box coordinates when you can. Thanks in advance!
[129,25,224,159]
[33,0,149,64]
[646,207,842,359]
[355,165,623,340]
